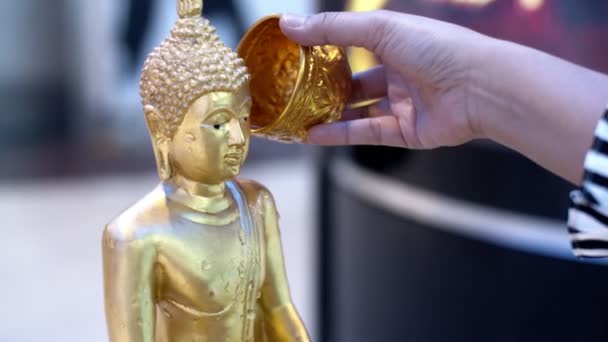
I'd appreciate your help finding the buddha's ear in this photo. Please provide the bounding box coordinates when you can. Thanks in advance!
[144,105,172,180]
[144,105,166,141]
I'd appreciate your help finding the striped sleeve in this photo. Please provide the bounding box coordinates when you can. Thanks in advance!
[568,108,608,258]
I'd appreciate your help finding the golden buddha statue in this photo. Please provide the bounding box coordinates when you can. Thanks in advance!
[102,1,310,340]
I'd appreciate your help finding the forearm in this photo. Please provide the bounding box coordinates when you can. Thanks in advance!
[474,38,608,184]
[262,236,310,341]
[257,188,311,341]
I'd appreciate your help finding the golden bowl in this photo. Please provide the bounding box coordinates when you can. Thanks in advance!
[238,15,352,143]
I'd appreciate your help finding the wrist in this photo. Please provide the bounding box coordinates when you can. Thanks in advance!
[465,36,513,142]
[466,36,608,182]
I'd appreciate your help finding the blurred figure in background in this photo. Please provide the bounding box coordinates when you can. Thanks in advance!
[0,1,68,168]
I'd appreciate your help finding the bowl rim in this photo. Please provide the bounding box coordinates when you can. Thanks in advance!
[237,14,307,134]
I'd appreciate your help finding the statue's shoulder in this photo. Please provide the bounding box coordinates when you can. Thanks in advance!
[103,185,167,244]
[234,178,276,208]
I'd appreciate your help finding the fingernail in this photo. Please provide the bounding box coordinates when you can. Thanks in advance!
[281,14,307,29]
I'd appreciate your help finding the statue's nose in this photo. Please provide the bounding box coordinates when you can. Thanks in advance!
[227,119,245,146]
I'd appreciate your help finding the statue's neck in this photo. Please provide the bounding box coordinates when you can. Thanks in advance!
[164,174,232,214]
[172,174,226,197]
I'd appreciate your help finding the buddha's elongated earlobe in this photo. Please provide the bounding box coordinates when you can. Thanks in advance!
[156,144,172,180]
[145,105,173,180]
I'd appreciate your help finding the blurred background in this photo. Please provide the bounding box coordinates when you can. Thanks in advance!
[2,0,608,341]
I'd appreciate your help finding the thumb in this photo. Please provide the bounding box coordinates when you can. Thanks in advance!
[279,11,396,54]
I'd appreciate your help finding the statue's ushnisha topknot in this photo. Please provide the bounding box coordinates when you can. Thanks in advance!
[140,0,250,140]
[177,0,203,19]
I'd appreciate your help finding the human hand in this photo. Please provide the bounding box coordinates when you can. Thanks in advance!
[280,10,491,149]
[280,10,608,183]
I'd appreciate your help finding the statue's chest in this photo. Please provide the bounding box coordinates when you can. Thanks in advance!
[158,218,264,317]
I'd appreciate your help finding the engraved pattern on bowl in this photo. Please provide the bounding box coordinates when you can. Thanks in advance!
[238,15,352,143]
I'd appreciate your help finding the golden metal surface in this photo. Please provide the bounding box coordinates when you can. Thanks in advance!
[103,1,310,341]
[238,15,353,143]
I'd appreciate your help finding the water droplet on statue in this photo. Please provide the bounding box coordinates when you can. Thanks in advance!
[238,261,246,278]
[201,260,211,271]
[239,229,246,245]
[162,308,173,319]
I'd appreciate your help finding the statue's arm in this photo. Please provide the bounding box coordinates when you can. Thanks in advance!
[102,223,157,342]
[258,189,311,342]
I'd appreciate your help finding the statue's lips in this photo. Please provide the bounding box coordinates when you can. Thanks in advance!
[224,152,242,165]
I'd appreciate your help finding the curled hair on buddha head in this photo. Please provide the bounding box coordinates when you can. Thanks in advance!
[140,0,250,142]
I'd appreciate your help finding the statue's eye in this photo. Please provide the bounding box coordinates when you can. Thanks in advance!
[200,119,227,130]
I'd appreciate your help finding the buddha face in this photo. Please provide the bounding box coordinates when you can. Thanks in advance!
[169,88,252,184]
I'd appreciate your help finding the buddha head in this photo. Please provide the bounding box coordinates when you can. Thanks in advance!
[140,0,251,184]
